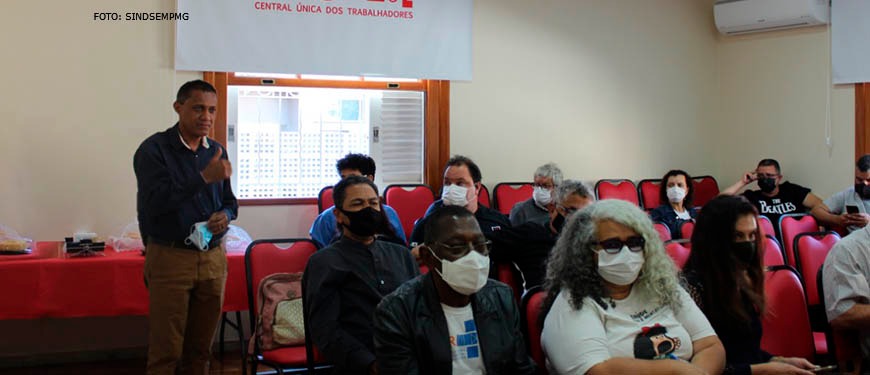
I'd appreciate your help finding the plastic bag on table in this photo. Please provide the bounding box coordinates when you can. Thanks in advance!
[108,220,144,252]
[223,225,252,253]
[0,224,33,253]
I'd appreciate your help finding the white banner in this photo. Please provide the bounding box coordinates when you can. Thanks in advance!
[176,0,472,80]
[832,0,870,84]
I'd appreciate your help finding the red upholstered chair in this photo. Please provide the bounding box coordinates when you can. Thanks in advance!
[678,221,695,242]
[245,239,324,374]
[779,214,820,267]
[762,235,785,267]
[594,179,639,206]
[760,266,815,360]
[317,186,334,213]
[758,215,776,239]
[520,286,548,375]
[637,179,662,211]
[383,184,437,242]
[478,183,491,208]
[493,182,533,215]
[653,222,672,242]
[495,262,523,303]
[793,231,840,356]
[664,240,691,269]
[692,175,719,207]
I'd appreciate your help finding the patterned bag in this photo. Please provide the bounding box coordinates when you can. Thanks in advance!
[248,272,305,353]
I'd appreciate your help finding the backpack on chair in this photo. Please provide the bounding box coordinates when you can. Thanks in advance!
[248,272,306,353]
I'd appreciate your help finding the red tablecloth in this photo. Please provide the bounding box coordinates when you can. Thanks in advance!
[0,242,248,320]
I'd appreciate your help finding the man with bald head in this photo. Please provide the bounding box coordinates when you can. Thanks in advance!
[374,205,536,374]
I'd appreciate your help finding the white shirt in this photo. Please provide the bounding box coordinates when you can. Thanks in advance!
[541,287,716,375]
[441,303,486,375]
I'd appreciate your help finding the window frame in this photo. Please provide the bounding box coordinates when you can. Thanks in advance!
[203,72,450,206]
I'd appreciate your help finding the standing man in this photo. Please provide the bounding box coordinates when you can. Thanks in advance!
[509,163,563,227]
[721,158,823,236]
[134,80,238,375]
[812,154,870,233]
[374,205,537,374]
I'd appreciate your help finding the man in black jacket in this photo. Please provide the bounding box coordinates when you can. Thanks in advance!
[373,205,536,374]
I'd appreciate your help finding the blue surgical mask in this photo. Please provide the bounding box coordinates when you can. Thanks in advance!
[185,221,213,251]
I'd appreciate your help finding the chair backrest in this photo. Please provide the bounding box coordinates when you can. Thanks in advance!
[664,240,691,269]
[637,179,662,211]
[520,286,547,374]
[762,235,785,267]
[758,215,776,239]
[692,175,719,207]
[493,182,534,215]
[760,265,815,360]
[478,183,491,208]
[383,184,436,241]
[793,232,840,307]
[779,214,820,267]
[495,262,523,303]
[679,220,695,241]
[653,222,672,242]
[317,186,334,213]
[594,179,639,206]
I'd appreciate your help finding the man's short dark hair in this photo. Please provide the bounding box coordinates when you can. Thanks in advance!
[176,80,217,104]
[857,155,870,172]
[757,159,781,174]
[445,155,482,183]
[336,153,376,177]
[423,205,476,245]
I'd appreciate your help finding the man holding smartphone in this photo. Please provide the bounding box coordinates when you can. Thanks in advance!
[812,155,870,233]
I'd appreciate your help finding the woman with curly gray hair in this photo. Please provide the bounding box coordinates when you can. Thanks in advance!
[540,200,725,374]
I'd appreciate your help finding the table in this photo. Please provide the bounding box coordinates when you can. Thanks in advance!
[0,242,249,320]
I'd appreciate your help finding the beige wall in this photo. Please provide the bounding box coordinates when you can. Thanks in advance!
[714,27,855,199]
[0,0,857,360]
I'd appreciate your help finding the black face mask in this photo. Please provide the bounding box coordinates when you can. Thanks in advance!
[732,241,757,265]
[757,178,777,193]
[551,213,566,234]
[855,183,870,199]
[339,206,384,237]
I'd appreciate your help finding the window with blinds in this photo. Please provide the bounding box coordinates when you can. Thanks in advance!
[226,86,424,199]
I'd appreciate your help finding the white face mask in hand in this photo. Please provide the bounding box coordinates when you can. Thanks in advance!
[185,221,213,251]
[533,186,553,207]
[442,184,469,207]
[428,247,490,295]
[597,246,645,286]
[666,186,687,203]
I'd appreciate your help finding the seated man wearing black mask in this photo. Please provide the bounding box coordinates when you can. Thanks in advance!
[721,158,824,237]
[488,180,594,290]
[304,175,419,374]
[812,154,870,233]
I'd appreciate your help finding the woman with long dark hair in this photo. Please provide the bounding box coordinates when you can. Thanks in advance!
[683,195,817,375]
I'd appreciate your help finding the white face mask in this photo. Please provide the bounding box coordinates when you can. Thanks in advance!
[442,184,470,207]
[184,221,213,251]
[666,186,687,203]
[533,186,553,207]
[597,246,645,286]
[429,247,490,295]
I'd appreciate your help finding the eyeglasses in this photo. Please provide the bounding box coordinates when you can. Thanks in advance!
[592,236,645,254]
[432,240,491,254]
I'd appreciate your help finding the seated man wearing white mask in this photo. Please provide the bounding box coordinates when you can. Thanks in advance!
[374,205,537,374]
[509,162,563,226]
[409,155,510,258]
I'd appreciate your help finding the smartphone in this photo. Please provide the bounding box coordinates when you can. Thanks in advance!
[846,205,859,214]
[811,364,837,373]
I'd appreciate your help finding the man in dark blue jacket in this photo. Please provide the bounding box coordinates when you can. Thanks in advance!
[373,205,536,374]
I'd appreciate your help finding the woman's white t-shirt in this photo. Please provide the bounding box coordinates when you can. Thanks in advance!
[541,287,715,374]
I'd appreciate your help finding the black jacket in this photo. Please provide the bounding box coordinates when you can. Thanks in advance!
[373,274,537,375]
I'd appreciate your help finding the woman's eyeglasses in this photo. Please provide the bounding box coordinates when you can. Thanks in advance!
[592,236,645,254]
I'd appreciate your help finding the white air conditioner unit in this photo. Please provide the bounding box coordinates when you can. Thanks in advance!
[714,0,829,35]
